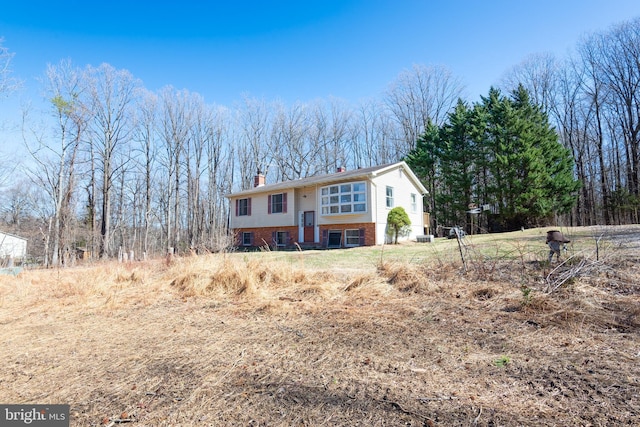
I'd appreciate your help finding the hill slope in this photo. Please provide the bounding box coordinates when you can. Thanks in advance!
[1,226,639,426]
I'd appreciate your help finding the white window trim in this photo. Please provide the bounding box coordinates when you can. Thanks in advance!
[270,193,284,214]
[320,181,367,216]
[242,232,252,246]
[344,229,361,247]
[275,231,287,247]
[386,186,394,209]
[238,198,250,216]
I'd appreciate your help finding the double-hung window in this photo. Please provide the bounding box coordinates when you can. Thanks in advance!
[242,232,253,246]
[386,186,394,208]
[268,193,287,214]
[236,198,251,216]
[321,182,366,215]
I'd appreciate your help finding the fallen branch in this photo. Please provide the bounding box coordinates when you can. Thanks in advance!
[376,397,432,423]
[472,406,483,426]
[544,252,602,293]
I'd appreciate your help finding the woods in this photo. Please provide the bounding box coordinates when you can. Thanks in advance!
[2,17,640,263]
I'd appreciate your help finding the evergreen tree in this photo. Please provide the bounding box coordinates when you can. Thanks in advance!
[386,207,411,244]
[498,85,579,226]
[436,100,476,228]
[407,86,579,232]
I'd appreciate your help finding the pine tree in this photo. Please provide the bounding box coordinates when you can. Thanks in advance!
[407,86,579,232]
[437,100,476,228]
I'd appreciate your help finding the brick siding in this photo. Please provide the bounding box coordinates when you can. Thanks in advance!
[233,222,377,249]
[319,223,376,247]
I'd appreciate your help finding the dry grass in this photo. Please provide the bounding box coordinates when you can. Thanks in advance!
[0,226,639,426]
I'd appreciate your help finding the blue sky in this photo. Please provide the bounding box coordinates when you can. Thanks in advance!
[1,0,640,156]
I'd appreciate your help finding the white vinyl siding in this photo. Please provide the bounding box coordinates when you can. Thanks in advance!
[372,165,425,245]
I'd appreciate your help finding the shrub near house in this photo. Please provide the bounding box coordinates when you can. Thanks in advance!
[387,207,411,244]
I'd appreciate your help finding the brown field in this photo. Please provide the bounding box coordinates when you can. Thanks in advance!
[1,225,639,426]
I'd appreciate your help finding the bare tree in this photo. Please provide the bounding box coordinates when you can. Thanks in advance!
[385,64,464,154]
[269,101,313,180]
[86,63,139,258]
[204,105,233,250]
[23,60,87,266]
[185,93,208,249]
[325,97,353,172]
[577,34,613,225]
[352,98,400,167]
[598,19,640,204]
[132,88,159,257]
[0,39,21,192]
[158,86,194,253]
[236,95,272,188]
[0,179,34,227]
[0,38,20,96]
[500,53,559,112]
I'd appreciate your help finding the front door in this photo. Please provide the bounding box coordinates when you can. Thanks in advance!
[303,211,315,242]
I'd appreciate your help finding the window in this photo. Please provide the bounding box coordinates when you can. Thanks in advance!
[411,193,417,213]
[275,231,288,246]
[386,186,394,208]
[269,193,287,214]
[345,229,361,247]
[242,232,253,246]
[327,230,342,248]
[321,181,366,215]
[236,198,251,216]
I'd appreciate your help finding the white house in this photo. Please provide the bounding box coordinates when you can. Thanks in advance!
[0,231,27,261]
[226,161,428,249]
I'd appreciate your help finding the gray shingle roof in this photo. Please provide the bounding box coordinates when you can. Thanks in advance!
[226,161,427,198]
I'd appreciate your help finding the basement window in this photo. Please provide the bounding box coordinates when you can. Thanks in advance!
[344,229,361,247]
[327,230,342,248]
[242,232,253,246]
[275,231,288,247]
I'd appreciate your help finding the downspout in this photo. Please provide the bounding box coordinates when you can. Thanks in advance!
[370,178,378,245]
[315,184,320,243]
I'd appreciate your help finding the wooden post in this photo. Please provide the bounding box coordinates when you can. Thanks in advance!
[455,227,466,274]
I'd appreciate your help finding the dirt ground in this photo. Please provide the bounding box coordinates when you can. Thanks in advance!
[0,226,639,426]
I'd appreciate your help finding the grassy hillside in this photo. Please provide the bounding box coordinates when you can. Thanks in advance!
[1,226,638,426]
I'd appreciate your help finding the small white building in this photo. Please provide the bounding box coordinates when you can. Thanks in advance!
[0,231,27,261]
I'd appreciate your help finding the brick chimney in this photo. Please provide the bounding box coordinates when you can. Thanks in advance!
[337,166,346,173]
[254,173,266,187]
